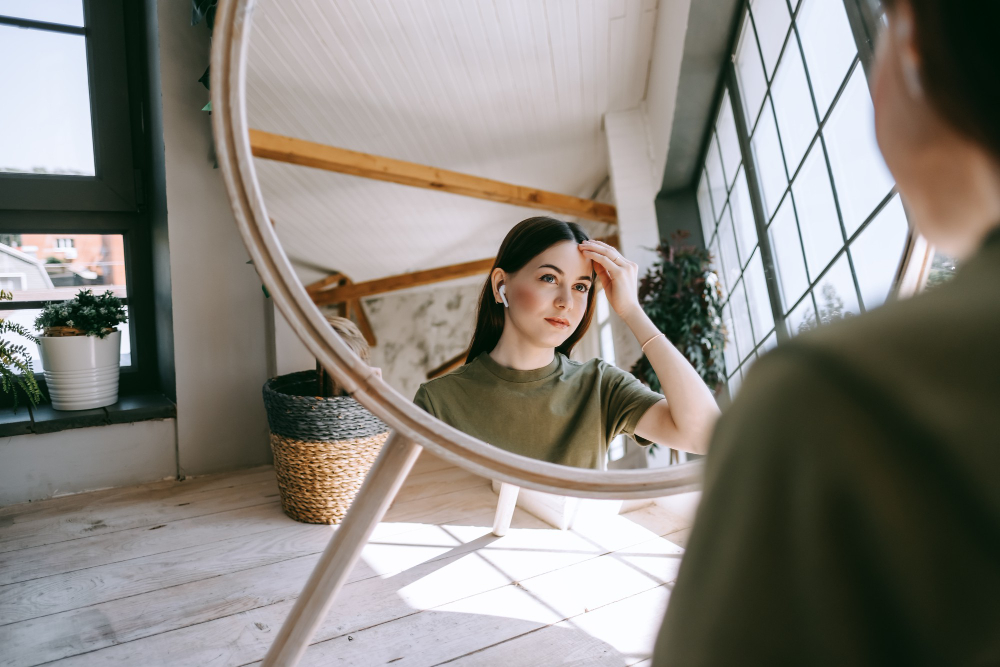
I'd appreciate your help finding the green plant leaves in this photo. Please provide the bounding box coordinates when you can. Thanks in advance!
[630,233,728,395]
[35,289,128,339]
[191,0,217,30]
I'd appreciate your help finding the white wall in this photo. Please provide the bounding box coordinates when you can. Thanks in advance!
[156,1,271,476]
[644,0,693,187]
[0,2,274,508]
[0,419,177,506]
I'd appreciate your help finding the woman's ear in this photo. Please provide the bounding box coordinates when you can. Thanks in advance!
[490,268,506,304]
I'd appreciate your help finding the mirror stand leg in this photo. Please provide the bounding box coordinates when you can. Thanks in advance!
[492,482,520,536]
[261,430,423,667]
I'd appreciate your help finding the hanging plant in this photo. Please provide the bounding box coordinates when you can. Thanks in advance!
[192,0,217,112]
[630,231,727,395]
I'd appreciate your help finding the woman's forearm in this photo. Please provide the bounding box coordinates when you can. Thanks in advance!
[621,306,721,449]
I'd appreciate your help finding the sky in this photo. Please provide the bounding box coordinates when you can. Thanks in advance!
[0,1,95,175]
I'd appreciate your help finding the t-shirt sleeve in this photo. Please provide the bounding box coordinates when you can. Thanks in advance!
[600,361,665,447]
[412,384,436,418]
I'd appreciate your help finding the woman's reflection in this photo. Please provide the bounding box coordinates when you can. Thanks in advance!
[413,216,720,469]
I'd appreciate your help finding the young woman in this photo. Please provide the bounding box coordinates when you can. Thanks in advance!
[413,216,720,469]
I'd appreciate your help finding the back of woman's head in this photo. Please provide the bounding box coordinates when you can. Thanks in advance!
[465,216,597,364]
[883,0,1000,163]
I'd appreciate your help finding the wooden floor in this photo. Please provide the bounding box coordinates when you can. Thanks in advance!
[0,450,699,666]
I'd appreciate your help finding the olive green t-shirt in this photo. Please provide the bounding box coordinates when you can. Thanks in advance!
[653,225,1000,665]
[412,351,665,469]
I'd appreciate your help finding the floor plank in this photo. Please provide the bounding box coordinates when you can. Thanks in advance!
[0,476,280,554]
[1,456,698,667]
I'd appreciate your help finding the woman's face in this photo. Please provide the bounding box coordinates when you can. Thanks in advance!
[499,240,594,348]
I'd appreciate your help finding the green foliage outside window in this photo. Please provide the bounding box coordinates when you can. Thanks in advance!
[630,232,728,394]
[0,290,43,409]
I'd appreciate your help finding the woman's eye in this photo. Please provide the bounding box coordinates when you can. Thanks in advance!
[575,284,590,293]
[540,274,556,283]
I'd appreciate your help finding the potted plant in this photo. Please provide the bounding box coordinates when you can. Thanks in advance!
[0,290,43,411]
[261,315,389,525]
[35,289,128,411]
[630,232,727,458]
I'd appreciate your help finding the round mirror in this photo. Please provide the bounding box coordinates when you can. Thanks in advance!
[213,0,707,500]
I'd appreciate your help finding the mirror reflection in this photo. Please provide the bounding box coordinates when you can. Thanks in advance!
[244,0,910,474]
[245,0,720,473]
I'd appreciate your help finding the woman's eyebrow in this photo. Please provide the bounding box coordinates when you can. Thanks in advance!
[537,264,593,282]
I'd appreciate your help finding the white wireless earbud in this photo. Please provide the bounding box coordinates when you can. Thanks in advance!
[499,284,509,308]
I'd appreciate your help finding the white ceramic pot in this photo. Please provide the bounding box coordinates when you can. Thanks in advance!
[37,330,121,410]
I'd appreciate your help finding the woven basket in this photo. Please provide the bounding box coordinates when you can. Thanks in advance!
[262,370,390,524]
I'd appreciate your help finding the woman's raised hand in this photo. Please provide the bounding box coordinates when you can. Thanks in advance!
[579,240,641,320]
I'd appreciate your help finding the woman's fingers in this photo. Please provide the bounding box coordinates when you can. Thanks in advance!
[581,248,619,276]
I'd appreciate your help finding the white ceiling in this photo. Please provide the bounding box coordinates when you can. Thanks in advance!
[246,0,660,285]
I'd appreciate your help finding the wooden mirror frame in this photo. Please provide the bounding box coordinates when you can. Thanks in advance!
[211,1,702,663]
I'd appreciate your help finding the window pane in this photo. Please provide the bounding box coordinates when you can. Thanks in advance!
[926,250,957,289]
[730,167,758,265]
[769,196,809,312]
[751,98,788,220]
[759,330,778,355]
[786,291,818,336]
[797,0,856,118]
[722,303,739,374]
[0,233,130,369]
[0,26,94,176]
[718,206,742,294]
[0,306,131,373]
[750,0,791,79]
[744,249,775,343]
[710,236,726,294]
[729,280,755,361]
[770,40,816,176]
[716,91,742,188]
[705,134,728,215]
[850,194,909,311]
[736,16,767,128]
[0,0,83,26]
[814,253,861,324]
[596,289,611,324]
[824,67,894,237]
[792,141,844,278]
[697,169,716,245]
[600,322,616,367]
[0,234,126,302]
[728,368,743,397]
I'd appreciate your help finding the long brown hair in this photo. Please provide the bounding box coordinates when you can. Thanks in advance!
[466,217,598,364]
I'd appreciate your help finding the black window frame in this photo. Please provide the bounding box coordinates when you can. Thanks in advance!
[0,0,164,407]
[694,0,909,395]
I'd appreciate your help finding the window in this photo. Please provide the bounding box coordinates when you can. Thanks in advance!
[0,234,132,371]
[0,1,163,402]
[596,290,627,464]
[698,0,910,396]
[0,1,135,210]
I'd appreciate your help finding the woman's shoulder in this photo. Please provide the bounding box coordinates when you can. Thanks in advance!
[417,356,482,394]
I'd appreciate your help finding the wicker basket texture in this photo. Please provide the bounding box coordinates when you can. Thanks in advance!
[262,371,390,524]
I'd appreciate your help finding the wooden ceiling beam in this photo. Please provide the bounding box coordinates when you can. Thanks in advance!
[249,129,618,225]
[312,234,620,306]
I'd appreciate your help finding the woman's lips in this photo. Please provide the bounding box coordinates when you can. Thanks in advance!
[545,318,570,329]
